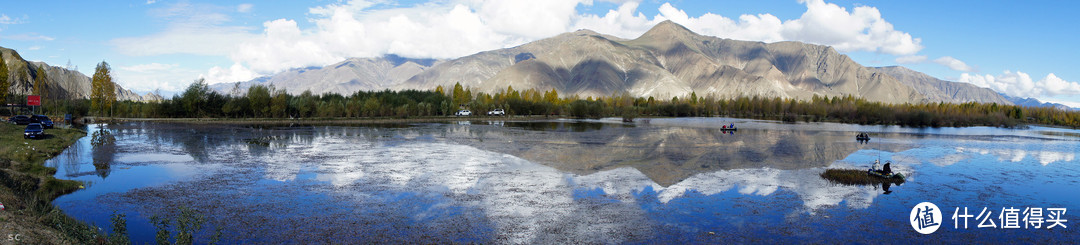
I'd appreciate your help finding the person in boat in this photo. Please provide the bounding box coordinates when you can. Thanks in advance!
[872,160,881,172]
[730,123,735,129]
[882,161,893,175]
[722,125,727,129]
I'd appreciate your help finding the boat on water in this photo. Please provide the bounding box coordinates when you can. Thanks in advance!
[867,169,905,180]
[856,133,870,142]
[721,127,737,131]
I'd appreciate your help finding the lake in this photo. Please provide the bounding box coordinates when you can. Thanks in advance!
[48,118,1080,243]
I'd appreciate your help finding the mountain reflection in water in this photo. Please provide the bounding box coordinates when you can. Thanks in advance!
[46,118,1080,243]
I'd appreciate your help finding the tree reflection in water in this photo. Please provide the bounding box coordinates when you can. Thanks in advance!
[91,125,116,179]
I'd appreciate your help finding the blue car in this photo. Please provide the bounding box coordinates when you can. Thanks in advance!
[24,123,44,139]
[9,115,31,125]
[31,115,53,128]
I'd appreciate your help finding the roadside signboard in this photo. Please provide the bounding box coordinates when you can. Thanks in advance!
[28,95,41,106]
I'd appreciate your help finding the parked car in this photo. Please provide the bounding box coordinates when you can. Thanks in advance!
[31,115,53,128]
[24,123,44,139]
[487,109,505,116]
[455,110,471,116]
[9,115,31,125]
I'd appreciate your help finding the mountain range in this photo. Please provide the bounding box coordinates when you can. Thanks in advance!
[216,21,1044,107]
[1,47,161,102]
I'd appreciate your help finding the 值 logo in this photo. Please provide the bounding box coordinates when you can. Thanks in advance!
[911,202,942,234]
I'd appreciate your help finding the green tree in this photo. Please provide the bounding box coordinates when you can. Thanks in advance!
[247,85,271,117]
[296,90,316,117]
[90,61,116,116]
[180,78,212,117]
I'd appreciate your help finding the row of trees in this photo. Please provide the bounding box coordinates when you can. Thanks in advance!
[7,61,1080,128]
[89,79,1080,128]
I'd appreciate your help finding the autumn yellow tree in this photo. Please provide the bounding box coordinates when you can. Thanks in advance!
[34,65,48,99]
[0,55,8,105]
[91,61,116,116]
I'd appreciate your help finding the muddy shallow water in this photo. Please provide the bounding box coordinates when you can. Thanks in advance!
[49,118,1080,243]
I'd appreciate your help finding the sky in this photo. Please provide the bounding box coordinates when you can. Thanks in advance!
[1,0,1079,106]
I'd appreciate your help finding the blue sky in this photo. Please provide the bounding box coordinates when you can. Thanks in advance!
[1,0,1078,106]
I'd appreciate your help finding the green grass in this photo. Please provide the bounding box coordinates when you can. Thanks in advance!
[820,168,905,185]
[0,123,86,165]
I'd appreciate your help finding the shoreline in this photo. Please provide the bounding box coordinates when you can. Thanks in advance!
[92,115,573,125]
[88,115,1057,130]
[0,123,89,244]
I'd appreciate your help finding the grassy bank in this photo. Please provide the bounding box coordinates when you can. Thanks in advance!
[0,122,106,244]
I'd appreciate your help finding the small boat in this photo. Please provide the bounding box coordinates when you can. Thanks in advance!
[867,169,905,180]
[856,135,870,141]
[721,127,737,131]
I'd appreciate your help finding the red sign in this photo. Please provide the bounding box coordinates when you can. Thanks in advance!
[27,95,40,106]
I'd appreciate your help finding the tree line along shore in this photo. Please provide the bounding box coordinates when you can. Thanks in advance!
[18,81,1080,129]
[6,61,1079,128]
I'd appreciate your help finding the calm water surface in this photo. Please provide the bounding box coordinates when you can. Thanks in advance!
[48,118,1080,243]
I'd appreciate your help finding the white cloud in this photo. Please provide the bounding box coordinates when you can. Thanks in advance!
[206,0,923,84]
[206,63,258,86]
[146,0,157,4]
[778,0,921,55]
[27,45,41,51]
[111,2,257,56]
[0,14,25,24]
[237,3,254,13]
[113,63,198,93]
[933,56,975,72]
[895,55,926,64]
[1039,73,1080,96]
[959,71,1080,98]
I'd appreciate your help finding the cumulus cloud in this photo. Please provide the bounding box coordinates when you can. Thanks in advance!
[780,0,921,55]
[959,71,1080,98]
[207,0,924,84]
[894,55,926,64]
[933,56,975,72]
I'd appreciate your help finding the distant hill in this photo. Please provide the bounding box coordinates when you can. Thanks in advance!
[396,20,925,104]
[871,66,1013,105]
[1000,93,1073,110]
[0,46,160,102]
[218,21,1028,106]
[210,55,441,95]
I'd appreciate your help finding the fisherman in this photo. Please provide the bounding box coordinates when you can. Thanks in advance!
[722,125,727,129]
[883,161,893,175]
[872,160,881,172]
[730,123,734,128]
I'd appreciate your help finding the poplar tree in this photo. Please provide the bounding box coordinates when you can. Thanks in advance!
[0,55,8,105]
[34,65,48,99]
[91,61,116,116]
